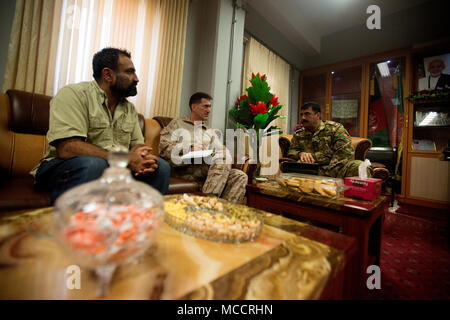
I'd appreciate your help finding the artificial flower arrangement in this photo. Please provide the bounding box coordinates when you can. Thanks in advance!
[228,73,285,178]
[229,73,285,135]
[407,88,450,102]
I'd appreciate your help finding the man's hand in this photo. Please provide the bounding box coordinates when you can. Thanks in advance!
[299,152,315,163]
[129,145,159,176]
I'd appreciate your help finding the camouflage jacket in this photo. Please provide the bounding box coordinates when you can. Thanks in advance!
[287,121,354,176]
[159,117,226,167]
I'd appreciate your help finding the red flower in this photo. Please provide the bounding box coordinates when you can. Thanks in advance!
[251,73,266,83]
[270,95,279,107]
[237,95,247,104]
[250,102,268,116]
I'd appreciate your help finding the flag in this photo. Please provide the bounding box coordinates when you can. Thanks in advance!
[368,75,389,147]
[393,69,404,177]
[391,73,398,147]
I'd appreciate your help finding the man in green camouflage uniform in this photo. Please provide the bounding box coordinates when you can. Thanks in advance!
[287,102,372,178]
[159,92,248,203]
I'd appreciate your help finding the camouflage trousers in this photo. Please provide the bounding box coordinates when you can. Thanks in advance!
[319,160,374,179]
[172,163,248,203]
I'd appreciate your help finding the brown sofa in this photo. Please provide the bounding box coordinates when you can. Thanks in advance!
[0,90,203,213]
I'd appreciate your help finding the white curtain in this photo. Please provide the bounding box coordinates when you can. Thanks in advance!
[4,0,189,117]
[53,0,164,116]
[2,0,62,95]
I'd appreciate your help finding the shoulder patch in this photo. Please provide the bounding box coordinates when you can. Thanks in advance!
[340,131,350,139]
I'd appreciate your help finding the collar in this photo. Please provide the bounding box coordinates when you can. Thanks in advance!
[303,120,325,136]
[182,117,209,130]
[316,120,326,133]
[92,80,127,107]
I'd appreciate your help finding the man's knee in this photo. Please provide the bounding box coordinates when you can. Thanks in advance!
[71,155,109,179]
[156,158,171,177]
[343,160,371,178]
[229,169,248,184]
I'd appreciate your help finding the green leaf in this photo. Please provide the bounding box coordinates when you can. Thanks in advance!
[264,129,283,137]
[235,123,250,129]
[229,108,238,119]
[254,113,269,129]
[269,104,283,116]
[246,76,272,105]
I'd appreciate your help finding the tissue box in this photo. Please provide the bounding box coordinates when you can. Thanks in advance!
[344,177,382,201]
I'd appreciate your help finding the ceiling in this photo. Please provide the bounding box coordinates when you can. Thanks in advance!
[245,0,432,56]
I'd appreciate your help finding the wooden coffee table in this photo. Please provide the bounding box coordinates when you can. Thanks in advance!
[0,200,356,300]
[246,181,387,298]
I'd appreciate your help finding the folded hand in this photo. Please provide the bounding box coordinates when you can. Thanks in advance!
[299,152,315,164]
[129,146,159,176]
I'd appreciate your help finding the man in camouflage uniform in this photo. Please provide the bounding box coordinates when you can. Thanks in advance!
[287,102,372,178]
[159,92,248,203]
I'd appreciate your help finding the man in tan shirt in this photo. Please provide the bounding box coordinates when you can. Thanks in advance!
[159,92,247,203]
[33,48,170,203]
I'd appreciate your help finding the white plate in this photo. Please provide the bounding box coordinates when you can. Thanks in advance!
[181,149,213,160]
[254,177,268,182]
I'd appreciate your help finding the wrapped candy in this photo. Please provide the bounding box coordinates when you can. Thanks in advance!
[53,148,165,296]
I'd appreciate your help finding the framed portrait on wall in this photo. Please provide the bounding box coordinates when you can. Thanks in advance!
[417,53,450,91]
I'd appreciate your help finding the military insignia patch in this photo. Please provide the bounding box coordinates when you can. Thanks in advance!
[340,132,350,139]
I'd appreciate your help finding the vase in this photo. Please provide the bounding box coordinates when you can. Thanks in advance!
[252,130,267,182]
[254,154,262,179]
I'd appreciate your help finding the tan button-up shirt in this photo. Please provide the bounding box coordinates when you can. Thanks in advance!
[31,81,144,176]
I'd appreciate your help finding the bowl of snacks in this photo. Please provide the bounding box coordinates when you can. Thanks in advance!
[164,194,263,243]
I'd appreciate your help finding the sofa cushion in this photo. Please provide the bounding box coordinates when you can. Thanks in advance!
[168,177,203,194]
[0,176,51,213]
[7,90,51,135]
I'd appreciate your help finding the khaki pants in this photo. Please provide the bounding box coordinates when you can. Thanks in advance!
[172,163,248,203]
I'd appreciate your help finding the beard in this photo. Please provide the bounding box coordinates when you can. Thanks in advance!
[111,76,138,97]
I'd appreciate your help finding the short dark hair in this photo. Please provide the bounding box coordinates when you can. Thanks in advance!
[92,47,131,80]
[189,92,212,110]
[301,101,321,114]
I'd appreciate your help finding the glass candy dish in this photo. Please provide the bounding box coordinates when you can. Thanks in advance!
[164,194,263,243]
[53,148,165,297]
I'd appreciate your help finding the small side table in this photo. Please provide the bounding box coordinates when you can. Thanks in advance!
[246,182,387,298]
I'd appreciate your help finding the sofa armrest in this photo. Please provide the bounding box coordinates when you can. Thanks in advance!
[143,118,163,156]
[279,135,293,158]
[352,137,372,161]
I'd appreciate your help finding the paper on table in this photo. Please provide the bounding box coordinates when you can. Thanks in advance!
[180,149,213,160]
